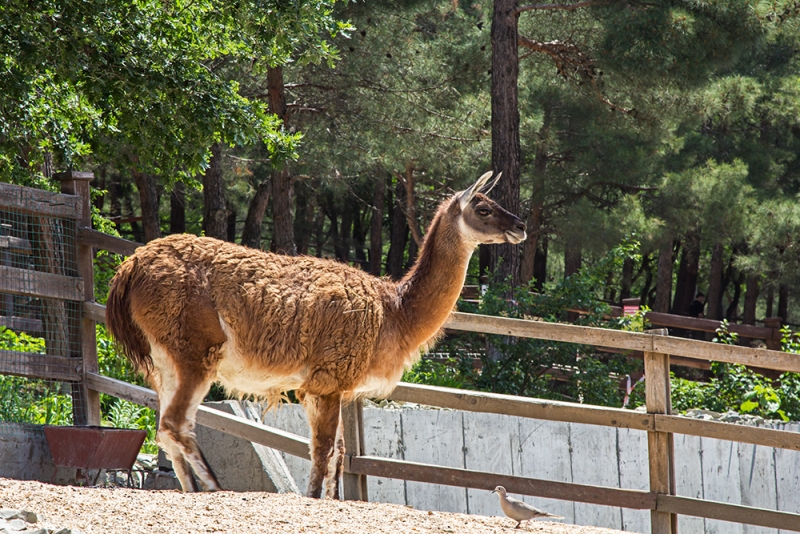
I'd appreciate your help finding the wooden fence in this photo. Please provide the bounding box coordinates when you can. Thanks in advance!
[1,177,800,534]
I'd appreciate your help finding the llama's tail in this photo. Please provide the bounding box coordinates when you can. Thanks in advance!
[105,257,153,374]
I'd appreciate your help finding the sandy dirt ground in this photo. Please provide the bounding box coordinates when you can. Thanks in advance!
[0,478,627,534]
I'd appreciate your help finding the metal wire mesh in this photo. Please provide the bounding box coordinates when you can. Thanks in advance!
[0,184,85,434]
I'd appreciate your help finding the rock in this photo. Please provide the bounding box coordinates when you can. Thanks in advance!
[19,511,37,524]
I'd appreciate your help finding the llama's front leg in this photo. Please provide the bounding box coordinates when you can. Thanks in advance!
[324,406,345,499]
[303,392,342,498]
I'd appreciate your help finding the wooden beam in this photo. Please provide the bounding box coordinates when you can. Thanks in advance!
[82,301,106,324]
[657,495,800,532]
[644,311,774,339]
[445,312,653,353]
[341,401,368,501]
[389,382,654,431]
[0,316,43,333]
[77,227,141,257]
[84,372,311,459]
[0,349,81,381]
[0,235,32,255]
[655,414,800,451]
[0,265,83,301]
[348,455,657,510]
[84,372,158,410]
[644,336,675,534]
[196,406,311,460]
[444,312,800,373]
[0,182,83,219]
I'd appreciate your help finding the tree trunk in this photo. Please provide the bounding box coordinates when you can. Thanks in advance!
[203,143,227,240]
[614,256,631,303]
[108,173,123,234]
[778,284,789,322]
[639,253,654,308]
[226,201,237,242]
[313,208,326,257]
[353,208,368,269]
[743,274,760,325]
[267,66,296,256]
[564,242,581,278]
[765,284,774,318]
[169,182,186,234]
[653,237,674,313]
[726,271,745,320]
[122,190,143,243]
[706,241,724,320]
[488,0,521,286]
[386,180,408,279]
[293,179,315,255]
[369,173,385,275]
[240,180,272,249]
[673,232,701,316]
[131,169,161,243]
[520,116,548,286]
[532,237,548,292]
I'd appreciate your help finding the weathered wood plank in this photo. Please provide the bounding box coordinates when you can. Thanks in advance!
[348,455,658,511]
[645,347,675,534]
[702,437,745,534]
[738,442,779,534]
[571,425,623,529]
[652,336,800,374]
[197,405,311,461]
[655,415,800,452]
[362,406,406,505]
[0,349,81,381]
[401,409,467,513]
[445,312,800,373]
[463,411,515,517]
[514,418,576,523]
[0,235,32,254]
[657,495,800,532]
[84,372,158,410]
[389,382,653,431]
[645,311,775,339]
[341,401,368,501]
[0,183,82,219]
[445,312,654,352]
[84,372,311,459]
[0,265,83,301]
[0,316,42,333]
[82,301,106,323]
[77,227,141,256]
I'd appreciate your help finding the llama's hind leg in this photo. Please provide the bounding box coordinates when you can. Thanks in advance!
[324,409,345,499]
[150,343,222,492]
[302,391,342,498]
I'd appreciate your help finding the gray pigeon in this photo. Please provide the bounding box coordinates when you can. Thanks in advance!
[492,486,564,529]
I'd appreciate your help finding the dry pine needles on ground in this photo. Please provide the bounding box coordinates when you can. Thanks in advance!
[0,478,626,534]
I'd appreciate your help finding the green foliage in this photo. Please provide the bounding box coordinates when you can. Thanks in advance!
[0,327,73,425]
[103,398,158,454]
[666,324,800,422]
[0,0,349,182]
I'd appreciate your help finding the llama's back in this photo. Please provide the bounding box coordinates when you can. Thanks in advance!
[114,234,392,396]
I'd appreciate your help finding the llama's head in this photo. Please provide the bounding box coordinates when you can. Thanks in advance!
[456,171,527,246]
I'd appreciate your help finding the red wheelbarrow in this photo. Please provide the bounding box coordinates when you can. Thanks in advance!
[44,426,147,487]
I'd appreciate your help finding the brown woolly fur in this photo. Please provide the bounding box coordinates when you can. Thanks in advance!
[105,171,526,499]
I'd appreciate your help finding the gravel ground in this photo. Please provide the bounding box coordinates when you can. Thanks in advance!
[0,478,627,534]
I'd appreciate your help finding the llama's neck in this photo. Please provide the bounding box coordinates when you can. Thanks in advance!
[392,201,474,350]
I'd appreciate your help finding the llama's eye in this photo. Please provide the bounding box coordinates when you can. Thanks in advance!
[477,208,491,216]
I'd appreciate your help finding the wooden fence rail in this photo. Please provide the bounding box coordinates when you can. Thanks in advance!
[3,178,800,534]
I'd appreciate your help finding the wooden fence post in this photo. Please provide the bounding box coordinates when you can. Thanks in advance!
[55,171,101,426]
[341,400,368,501]
[645,328,676,534]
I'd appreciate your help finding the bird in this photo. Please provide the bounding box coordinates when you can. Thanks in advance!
[492,486,564,529]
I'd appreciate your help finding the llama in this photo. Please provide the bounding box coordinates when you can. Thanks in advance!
[105,171,526,498]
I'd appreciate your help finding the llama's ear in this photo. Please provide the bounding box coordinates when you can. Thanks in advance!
[458,171,494,210]
[480,172,502,195]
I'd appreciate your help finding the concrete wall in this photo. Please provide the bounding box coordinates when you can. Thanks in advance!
[258,403,800,534]
[0,423,94,485]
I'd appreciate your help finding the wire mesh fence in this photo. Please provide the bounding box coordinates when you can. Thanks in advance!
[0,183,86,434]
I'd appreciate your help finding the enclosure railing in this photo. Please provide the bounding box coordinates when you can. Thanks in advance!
[2,177,800,534]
